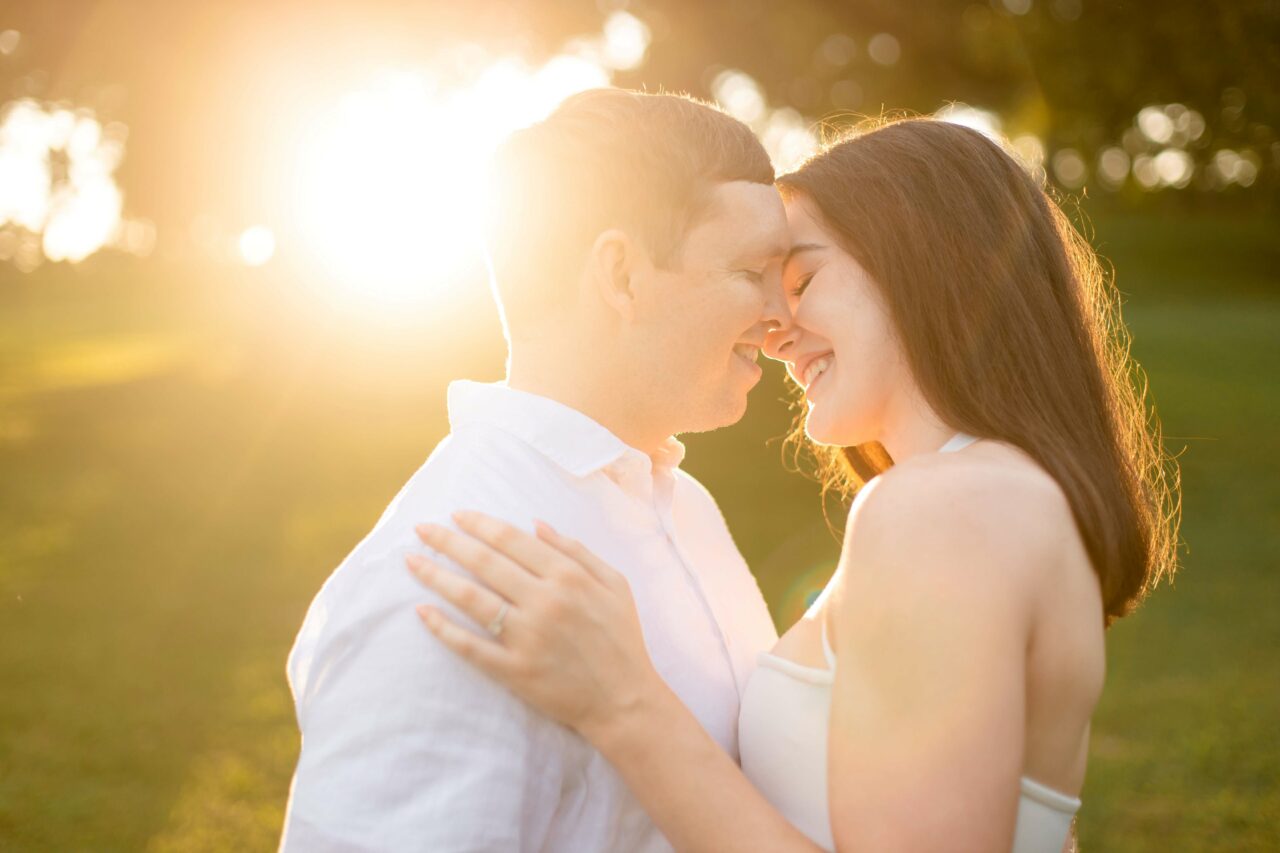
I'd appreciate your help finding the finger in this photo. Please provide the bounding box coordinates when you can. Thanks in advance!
[417,605,515,678]
[406,553,512,633]
[452,511,576,581]
[414,522,535,603]
[534,521,623,589]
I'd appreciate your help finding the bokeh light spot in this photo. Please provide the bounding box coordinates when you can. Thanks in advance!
[1097,147,1130,188]
[819,34,858,66]
[935,103,1002,141]
[1137,106,1175,145]
[1211,149,1260,187]
[601,11,651,70]
[710,69,816,173]
[238,226,276,267]
[0,98,137,265]
[1154,149,1194,188]
[1010,134,1046,171]
[867,33,901,66]
[712,70,767,124]
[1052,148,1087,188]
[1132,154,1160,189]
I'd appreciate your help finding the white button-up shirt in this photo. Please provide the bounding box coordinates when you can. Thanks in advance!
[282,381,778,852]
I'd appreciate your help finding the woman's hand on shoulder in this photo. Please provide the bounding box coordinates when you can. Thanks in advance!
[406,511,665,742]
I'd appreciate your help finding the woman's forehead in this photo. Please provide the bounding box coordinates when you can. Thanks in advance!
[784,195,829,242]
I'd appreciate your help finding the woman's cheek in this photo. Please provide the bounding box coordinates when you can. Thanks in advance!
[831,366,878,445]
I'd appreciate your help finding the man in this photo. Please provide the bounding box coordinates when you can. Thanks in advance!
[281,88,790,851]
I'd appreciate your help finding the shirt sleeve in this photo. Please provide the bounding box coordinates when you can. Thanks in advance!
[280,539,577,852]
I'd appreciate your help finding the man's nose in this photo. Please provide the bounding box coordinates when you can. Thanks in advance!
[760,267,791,333]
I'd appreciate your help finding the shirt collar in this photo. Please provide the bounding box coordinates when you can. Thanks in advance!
[447,380,686,478]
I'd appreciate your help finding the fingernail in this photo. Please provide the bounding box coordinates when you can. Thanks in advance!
[405,553,432,578]
[415,523,439,542]
[452,510,475,524]
[416,605,440,629]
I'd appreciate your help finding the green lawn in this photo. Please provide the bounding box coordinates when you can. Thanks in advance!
[0,212,1276,850]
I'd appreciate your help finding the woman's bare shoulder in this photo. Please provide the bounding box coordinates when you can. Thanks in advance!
[841,441,1078,596]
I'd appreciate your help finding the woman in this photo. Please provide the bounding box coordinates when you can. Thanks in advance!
[406,118,1180,851]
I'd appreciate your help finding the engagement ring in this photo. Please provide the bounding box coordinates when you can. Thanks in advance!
[487,602,509,638]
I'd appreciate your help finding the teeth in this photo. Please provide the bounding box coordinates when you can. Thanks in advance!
[803,355,833,388]
[734,344,759,362]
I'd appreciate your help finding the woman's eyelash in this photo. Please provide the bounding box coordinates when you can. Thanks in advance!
[790,274,814,296]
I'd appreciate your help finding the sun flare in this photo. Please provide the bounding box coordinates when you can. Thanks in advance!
[289,16,651,309]
[293,72,493,307]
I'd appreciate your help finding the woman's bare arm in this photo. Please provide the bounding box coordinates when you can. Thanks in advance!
[826,463,1046,852]
[582,673,822,852]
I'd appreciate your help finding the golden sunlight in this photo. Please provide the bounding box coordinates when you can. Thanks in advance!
[288,13,650,309]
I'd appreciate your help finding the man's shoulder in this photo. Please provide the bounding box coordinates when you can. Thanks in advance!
[669,467,778,653]
[672,466,721,507]
[290,420,570,701]
[296,423,566,634]
[356,423,551,553]
[669,467,756,581]
[671,467,733,529]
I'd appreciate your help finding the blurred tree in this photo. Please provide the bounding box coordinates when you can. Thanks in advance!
[3,0,1276,218]
[613,0,1278,201]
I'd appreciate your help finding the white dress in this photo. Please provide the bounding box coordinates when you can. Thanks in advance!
[738,434,1081,852]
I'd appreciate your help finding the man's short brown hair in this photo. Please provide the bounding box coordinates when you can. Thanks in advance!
[485,89,774,328]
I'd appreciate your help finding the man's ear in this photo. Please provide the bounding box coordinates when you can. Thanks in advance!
[586,229,649,322]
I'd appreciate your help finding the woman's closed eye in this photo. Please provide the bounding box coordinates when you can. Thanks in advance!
[789,273,814,297]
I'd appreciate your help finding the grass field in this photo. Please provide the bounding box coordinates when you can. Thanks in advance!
[1,211,1277,850]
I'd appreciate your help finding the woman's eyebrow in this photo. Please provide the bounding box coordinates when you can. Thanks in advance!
[784,242,826,264]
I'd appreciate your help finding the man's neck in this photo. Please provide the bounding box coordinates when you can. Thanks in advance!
[506,346,670,457]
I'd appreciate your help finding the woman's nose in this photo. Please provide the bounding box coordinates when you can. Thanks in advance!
[763,322,799,363]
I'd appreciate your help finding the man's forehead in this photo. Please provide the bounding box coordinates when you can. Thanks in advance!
[695,181,789,257]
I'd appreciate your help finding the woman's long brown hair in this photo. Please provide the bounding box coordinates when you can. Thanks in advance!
[779,117,1180,622]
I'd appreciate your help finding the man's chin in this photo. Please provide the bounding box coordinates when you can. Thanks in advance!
[675,393,750,436]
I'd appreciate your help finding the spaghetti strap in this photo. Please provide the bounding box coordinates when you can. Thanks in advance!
[820,618,838,671]
[938,432,979,453]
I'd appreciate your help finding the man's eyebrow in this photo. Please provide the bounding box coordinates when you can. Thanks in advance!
[784,242,826,263]
[736,242,788,266]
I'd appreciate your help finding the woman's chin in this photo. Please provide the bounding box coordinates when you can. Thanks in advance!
[805,407,868,448]
[803,416,847,447]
